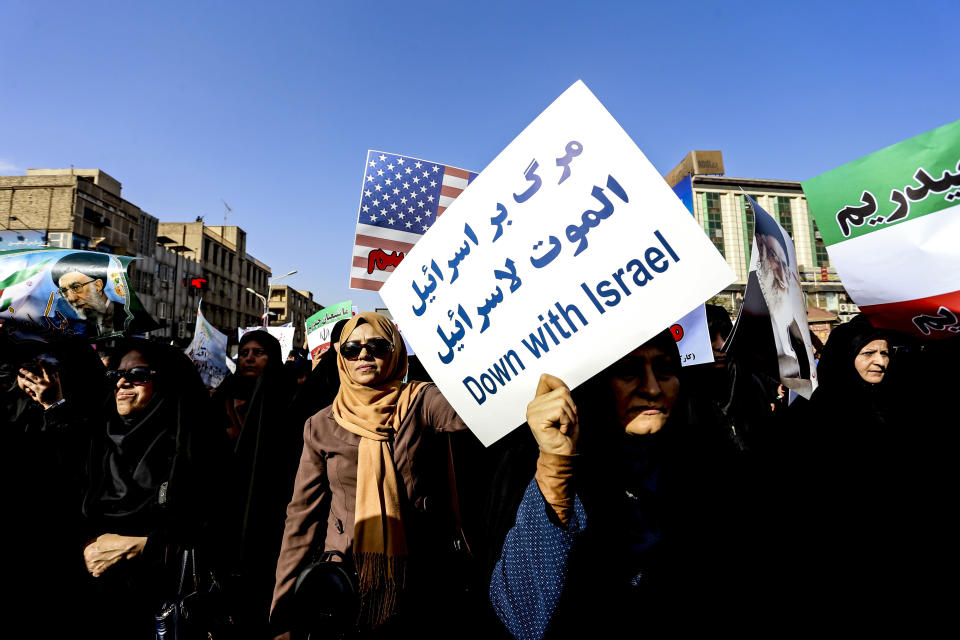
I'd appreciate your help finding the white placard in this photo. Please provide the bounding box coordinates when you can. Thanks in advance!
[379,81,735,446]
[184,303,230,387]
[671,304,714,367]
[239,325,296,361]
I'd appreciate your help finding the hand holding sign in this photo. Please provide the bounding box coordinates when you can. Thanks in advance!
[525,373,579,456]
[380,81,734,446]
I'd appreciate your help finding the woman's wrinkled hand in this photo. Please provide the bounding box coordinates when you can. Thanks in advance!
[83,533,148,578]
[526,374,579,456]
[17,366,63,409]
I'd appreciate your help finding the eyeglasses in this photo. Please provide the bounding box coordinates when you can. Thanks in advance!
[238,348,267,358]
[57,278,99,297]
[106,367,156,385]
[340,338,394,360]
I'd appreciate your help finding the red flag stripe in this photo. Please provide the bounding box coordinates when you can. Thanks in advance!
[353,234,416,254]
[440,185,466,198]
[859,289,960,339]
[350,277,387,292]
[444,166,471,179]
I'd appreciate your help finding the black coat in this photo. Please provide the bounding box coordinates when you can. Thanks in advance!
[81,339,224,639]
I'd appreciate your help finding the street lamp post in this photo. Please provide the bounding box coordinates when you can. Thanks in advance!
[246,287,268,327]
[246,269,298,329]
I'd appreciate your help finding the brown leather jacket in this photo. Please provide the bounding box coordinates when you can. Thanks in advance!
[270,384,469,622]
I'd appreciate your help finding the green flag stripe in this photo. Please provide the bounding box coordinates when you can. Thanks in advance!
[802,118,960,246]
[0,258,51,290]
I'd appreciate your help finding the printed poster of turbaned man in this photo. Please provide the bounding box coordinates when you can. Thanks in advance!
[0,248,157,339]
[727,196,818,399]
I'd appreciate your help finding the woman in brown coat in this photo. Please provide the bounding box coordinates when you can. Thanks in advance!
[271,312,478,638]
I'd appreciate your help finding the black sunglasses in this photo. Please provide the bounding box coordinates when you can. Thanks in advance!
[106,366,156,385]
[340,338,394,360]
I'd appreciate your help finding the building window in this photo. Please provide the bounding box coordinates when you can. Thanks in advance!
[47,232,71,248]
[704,192,725,257]
[776,196,794,238]
[813,221,830,267]
[742,195,759,238]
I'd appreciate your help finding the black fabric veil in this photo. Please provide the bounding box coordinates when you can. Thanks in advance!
[82,338,219,541]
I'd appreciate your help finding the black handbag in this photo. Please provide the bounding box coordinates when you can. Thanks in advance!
[155,548,234,640]
[292,550,359,635]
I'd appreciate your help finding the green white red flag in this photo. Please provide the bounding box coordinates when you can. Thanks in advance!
[802,119,960,338]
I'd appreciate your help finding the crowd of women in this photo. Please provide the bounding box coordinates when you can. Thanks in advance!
[2,307,956,639]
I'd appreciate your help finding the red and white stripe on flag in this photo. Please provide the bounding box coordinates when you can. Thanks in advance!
[348,151,477,292]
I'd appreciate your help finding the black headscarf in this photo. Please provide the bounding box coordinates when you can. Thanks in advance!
[83,338,216,538]
[224,328,303,624]
[810,314,892,429]
[485,328,757,627]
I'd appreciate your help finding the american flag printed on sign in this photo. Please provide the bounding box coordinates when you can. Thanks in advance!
[349,150,477,291]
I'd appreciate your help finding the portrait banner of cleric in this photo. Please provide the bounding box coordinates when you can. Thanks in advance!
[49,251,132,336]
[728,196,818,399]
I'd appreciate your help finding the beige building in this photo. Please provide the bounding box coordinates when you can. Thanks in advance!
[157,221,271,338]
[665,151,858,321]
[0,168,209,338]
[1,168,144,255]
[268,285,322,348]
[132,243,203,342]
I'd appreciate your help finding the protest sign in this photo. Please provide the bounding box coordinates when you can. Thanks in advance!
[239,325,296,359]
[380,80,735,446]
[729,196,818,399]
[802,118,960,338]
[668,176,713,367]
[349,151,478,292]
[184,301,230,387]
[0,248,155,337]
[305,300,353,359]
[670,304,713,366]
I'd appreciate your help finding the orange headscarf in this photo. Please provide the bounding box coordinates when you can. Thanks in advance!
[331,312,425,627]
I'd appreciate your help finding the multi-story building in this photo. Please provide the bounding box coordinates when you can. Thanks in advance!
[664,151,858,321]
[0,168,208,337]
[1,168,144,255]
[1,169,277,340]
[156,221,271,338]
[268,285,322,348]
[132,242,203,342]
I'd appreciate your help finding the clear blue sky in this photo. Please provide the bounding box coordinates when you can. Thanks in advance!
[2,0,954,312]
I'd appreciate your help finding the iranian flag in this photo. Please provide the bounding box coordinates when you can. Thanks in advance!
[0,254,53,313]
[802,119,960,338]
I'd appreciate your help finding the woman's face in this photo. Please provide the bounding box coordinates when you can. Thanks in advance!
[342,323,392,386]
[854,339,889,384]
[608,343,680,435]
[115,350,155,415]
[238,339,269,377]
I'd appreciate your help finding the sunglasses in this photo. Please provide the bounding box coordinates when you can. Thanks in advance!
[57,278,99,297]
[340,338,394,360]
[106,367,156,385]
